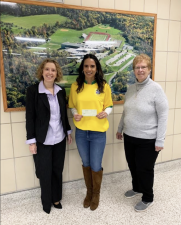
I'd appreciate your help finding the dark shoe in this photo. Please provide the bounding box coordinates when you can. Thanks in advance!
[124,190,141,198]
[53,202,62,209]
[134,201,154,212]
[43,207,51,214]
[82,166,93,208]
[90,168,103,211]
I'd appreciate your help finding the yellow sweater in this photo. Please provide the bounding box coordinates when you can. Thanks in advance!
[69,82,113,132]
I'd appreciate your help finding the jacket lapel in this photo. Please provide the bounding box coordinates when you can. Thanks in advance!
[39,93,50,110]
[57,90,64,116]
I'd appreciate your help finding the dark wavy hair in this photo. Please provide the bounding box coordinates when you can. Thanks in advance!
[76,54,106,93]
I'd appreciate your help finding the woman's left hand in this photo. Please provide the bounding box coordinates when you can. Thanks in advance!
[96,111,108,119]
[67,134,72,144]
[155,146,163,152]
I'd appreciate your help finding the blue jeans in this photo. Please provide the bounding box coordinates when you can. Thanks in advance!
[75,128,106,172]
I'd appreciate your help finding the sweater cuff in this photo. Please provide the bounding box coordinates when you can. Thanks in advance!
[117,127,123,134]
[155,139,164,148]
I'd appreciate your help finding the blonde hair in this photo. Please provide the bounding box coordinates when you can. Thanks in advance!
[36,58,63,82]
[133,54,151,70]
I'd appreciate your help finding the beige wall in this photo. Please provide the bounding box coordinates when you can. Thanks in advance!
[1,0,181,195]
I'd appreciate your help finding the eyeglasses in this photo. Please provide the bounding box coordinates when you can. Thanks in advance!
[134,66,148,70]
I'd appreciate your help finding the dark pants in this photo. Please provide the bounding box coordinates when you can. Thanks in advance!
[33,138,66,210]
[123,133,159,202]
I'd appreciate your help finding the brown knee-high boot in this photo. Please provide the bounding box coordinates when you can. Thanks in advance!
[90,169,103,211]
[82,166,93,208]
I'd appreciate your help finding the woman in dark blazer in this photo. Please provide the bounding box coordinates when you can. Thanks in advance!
[26,58,72,214]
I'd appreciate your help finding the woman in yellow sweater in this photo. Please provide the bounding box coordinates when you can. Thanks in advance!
[69,54,113,210]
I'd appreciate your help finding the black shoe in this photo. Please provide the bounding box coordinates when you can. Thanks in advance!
[43,207,51,214]
[53,202,62,209]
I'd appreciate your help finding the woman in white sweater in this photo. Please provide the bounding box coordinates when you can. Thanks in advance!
[116,54,168,212]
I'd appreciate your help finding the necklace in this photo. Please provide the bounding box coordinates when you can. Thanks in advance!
[135,84,146,98]
[135,76,150,98]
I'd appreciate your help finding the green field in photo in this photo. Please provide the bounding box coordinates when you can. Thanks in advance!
[62,75,77,84]
[104,72,115,83]
[89,34,107,41]
[109,54,127,66]
[1,13,129,96]
[40,24,124,50]
[109,56,135,72]
[40,29,84,50]
[1,14,68,30]
[1,14,124,50]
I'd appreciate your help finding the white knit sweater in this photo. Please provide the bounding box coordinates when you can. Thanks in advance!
[117,76,168,147]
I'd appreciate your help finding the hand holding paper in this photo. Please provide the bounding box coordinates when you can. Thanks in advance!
[74,114,83,121]
[96,111,108,119]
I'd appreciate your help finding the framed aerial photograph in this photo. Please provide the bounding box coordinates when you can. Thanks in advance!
[0,0,157,111]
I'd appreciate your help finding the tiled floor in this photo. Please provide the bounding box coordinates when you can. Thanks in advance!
[1,159,181,225]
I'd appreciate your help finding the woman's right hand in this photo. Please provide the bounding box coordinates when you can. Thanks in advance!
[116,132,123,140]
[29,143,37,154]
[74,114,83,122]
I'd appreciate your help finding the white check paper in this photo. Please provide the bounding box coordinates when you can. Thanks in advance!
[82,109,97,117]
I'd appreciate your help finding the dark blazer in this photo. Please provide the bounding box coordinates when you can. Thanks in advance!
[26,83,71,144]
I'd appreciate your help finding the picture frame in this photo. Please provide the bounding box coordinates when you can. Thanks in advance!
[0,0,157,112]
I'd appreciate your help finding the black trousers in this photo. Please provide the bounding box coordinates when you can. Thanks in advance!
[123,133,159,202]
[33,138,66,209]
